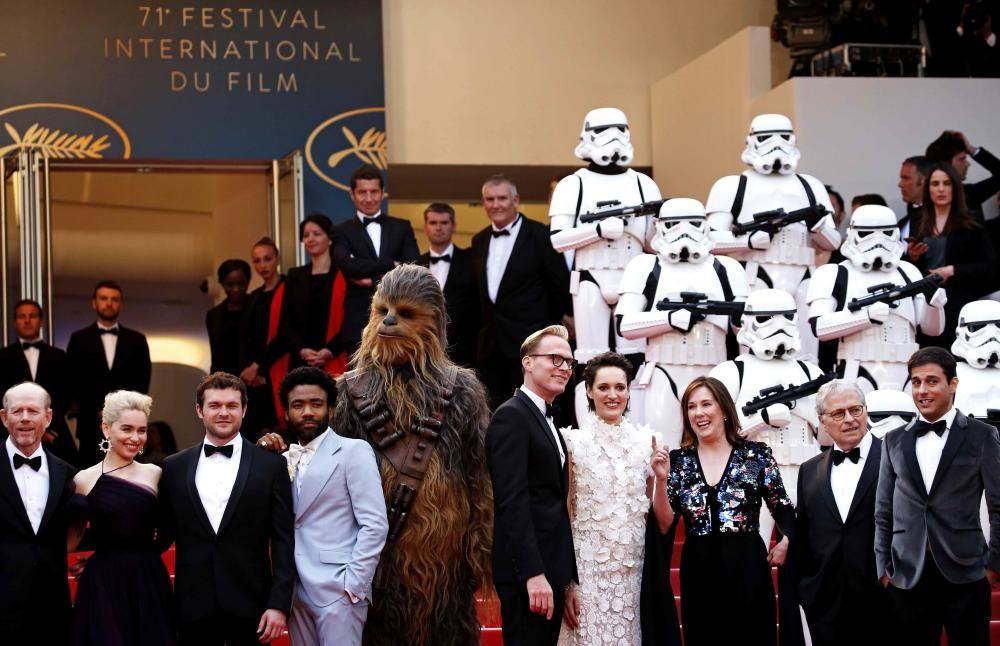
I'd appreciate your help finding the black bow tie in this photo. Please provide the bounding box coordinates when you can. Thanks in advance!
[13,454,41,471]
[545,403,560,419]
[429,254,451,263]
[913,419,947,437]
[98,327,118,336]
[832,447,861,466]
[20,341,42,350]
[491,228,511,238]
[204,443,234,458]
[362,215,386,227]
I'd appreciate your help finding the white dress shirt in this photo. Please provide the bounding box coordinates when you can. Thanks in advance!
[486,215,522,303]
[358,210,383,257]
[97,322,119,369]
[6,437,49,534]
[18,337,41,380]
[914,407,957,494]
[294,429,328,496]
[195,435,243,533]
[428,243,454,289]
[520,385,565,466]
[830,431,873,523]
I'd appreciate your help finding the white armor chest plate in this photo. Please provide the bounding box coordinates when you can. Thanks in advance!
[736,355,819,464]
[646,260,728,366]
[955,363,1000,418]
[739,173,817,267]
[838,269,919,362]
[564,168,652,271]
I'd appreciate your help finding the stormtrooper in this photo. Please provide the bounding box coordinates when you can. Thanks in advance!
[864,389,917,439]
[549,107,662,419]
[951,299,1000,418]
[616,197,748,442]
[709,288,826,545]
[807,204,947,393]
[706,114,841,361]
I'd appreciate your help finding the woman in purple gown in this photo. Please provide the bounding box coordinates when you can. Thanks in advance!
[69,390,175,645]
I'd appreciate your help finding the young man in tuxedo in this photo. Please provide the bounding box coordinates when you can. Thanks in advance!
[0,382,76,643]
[796,379,889,646]
[471,176,572,409]
[0,299,77,465]
[158,372,294,645]
[486,325,577,646]
[278,367,387,646]
[875,347,1000,646]
[332,164,420,356]
[417,202,479,367]
[67,280,151,466]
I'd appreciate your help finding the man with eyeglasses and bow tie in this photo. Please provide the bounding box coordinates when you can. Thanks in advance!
[795,379,889,646]
[158,372,294,645]
[67,280,151,466]
[0,382,76,644]
[875,346,1000,646]
[0,299,76,465]
[332,164,420,358]
[417,202,478,368]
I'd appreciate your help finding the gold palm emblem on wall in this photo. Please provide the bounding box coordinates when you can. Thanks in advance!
[327,126,387,170]
[0,104,132,159]
[305,106,386,192]
[1,122,112,158]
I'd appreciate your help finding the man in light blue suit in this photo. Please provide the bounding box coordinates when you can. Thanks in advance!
[279,367,388,645]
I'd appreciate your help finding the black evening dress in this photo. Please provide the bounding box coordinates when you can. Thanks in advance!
[72,474,176,645]
[668,441,795,646]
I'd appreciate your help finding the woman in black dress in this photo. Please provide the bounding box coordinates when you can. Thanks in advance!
[907,161,995,350]
[69,390,175,645]
[205,258,250,375]
[661,376,795,646]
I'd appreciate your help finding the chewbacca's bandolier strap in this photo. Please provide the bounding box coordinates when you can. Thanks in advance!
[344,366,460,544]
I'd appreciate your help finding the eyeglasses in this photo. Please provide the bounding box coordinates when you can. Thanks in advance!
[529,354,576,369]
[822,405,865,422]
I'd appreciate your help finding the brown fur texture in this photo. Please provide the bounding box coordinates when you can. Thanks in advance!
[335,265,493,645]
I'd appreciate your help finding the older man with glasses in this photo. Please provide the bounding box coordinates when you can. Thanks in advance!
[794,379,891,646]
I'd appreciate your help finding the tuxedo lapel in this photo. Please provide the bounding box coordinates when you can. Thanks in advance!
[351,218,378,259]
[0,446,33,535]
[513,390,562,483]
[37,450,68,533]
[217,439,254,535]
[929,414,969,496]
[846,436,881,521]
[902,422,927,499]
[816,449,841,522]
[184,446,216,536]
[9,346,31,381]
[295,432,341,520]
[497,216,531,299]
[85,325,111,376]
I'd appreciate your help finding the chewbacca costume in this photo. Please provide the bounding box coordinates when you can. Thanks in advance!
[334,265,493,646]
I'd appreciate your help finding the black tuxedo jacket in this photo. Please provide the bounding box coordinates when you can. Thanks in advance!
[0,447,76,640]
[158,439,295,623]
[486,389,577,586]
[0,341,77,464]
[418,246,479,367]
[66,323,151,459]
[796,435,888,634]
[332,214,420,345]
[470,215,571,361]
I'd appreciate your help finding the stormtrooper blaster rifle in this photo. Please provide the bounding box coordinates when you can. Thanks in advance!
[741,372,834,417]
[732,204,829,236]
[846,274,944,312]
[578,198,667,223]
[655,292,746,319]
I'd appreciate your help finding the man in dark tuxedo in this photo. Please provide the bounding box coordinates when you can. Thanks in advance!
[471,175,572,409]
[0,382,76,643]
[0,299,77,465]
[332,164,420,356]
[875,347,1000,646]
[896,155,929,239]
[486,325,577,646]
[158,372,294,645]
[66,280,151,467]
[417,202,479,367]
[796,379,889,646]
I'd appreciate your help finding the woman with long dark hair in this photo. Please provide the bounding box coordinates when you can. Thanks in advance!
[907,161,995,349]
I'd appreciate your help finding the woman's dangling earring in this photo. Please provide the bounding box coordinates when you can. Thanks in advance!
[98,437,111,453]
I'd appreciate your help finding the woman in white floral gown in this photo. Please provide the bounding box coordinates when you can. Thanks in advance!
[559,352,672,645]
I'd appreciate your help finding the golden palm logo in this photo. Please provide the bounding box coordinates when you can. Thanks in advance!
[1,122,112,158]
[305,107,386,191]
[327,126,387,170]
[0,103,131,159]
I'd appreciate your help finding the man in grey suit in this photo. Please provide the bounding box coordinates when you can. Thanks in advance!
[279,367,387,645]
[875,346,1000,646]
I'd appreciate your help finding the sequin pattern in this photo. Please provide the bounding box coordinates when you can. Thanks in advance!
[668,441,792,537]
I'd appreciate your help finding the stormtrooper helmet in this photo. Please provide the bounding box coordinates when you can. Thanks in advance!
[741,114,801,175]
[841,205,906,272]
[650,198,713,263]
[952,300,1000,368]
[865,389,916,439]
[574,107,634,167]
[737,289,801,359]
